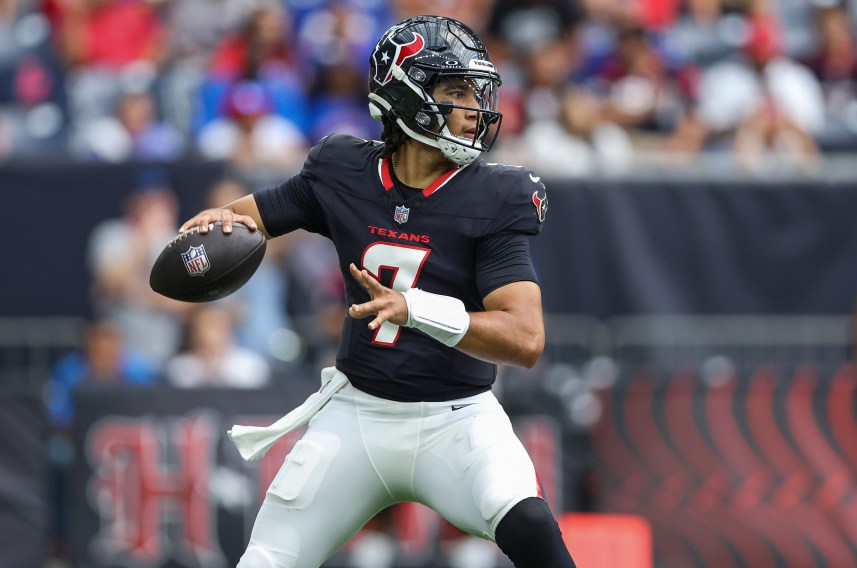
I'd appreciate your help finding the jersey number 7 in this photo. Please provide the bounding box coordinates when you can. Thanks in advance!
[361,242,431,346]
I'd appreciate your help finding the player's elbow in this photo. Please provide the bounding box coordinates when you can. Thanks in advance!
[518,332,545,368]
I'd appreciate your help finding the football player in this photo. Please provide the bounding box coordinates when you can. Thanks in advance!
[179,15,576,568]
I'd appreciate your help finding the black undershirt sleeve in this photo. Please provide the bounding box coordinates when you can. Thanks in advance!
[475,232,539,300]
[254,174,328,238]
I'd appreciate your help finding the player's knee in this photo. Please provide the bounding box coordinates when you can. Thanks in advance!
[237,543,300,568]
[494,497,576,568]
[237,516,301,568]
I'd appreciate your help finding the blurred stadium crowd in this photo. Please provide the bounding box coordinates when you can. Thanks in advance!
[0,0,856,175]
[10,0,854,564]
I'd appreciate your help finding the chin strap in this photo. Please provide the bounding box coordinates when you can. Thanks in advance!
[403,288,471,347]
[436,130,481,164]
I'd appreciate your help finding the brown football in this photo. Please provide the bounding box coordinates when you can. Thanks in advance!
[149,222,266,302]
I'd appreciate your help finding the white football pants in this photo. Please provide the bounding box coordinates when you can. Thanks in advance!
[236,379,541,568]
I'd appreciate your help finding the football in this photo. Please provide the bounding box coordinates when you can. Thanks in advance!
[149,222,266,302]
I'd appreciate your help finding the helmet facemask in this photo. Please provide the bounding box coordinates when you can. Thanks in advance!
[417,73,502,164]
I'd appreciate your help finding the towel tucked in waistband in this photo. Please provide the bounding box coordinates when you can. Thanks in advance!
[227,366,348,461]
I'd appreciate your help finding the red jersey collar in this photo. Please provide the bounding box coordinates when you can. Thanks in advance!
[378,157,465,198]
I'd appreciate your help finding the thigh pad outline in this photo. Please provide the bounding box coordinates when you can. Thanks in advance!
[431,411,512,479]
[267,430,340,510]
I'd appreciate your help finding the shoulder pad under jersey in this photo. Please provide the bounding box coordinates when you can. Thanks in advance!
[302,134,379,177]
[478,161,548,236]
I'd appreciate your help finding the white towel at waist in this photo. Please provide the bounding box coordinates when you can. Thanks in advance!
[227,366,348,461]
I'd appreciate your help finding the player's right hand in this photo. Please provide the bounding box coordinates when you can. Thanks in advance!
[348,263,409,330]
[179,208,259,235]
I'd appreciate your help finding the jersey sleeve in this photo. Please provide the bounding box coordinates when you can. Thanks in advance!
[487,167,548,236]
[475,232,539,299]
[253,136,332,238]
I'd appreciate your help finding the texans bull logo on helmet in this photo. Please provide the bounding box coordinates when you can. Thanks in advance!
[371,30,425,86]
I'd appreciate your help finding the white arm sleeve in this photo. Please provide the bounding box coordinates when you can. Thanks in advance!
[402,288,470,347]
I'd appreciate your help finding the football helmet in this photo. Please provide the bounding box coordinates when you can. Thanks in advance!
[368,15,502,165]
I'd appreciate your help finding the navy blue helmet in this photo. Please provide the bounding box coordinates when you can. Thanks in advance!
[368,15,503,164]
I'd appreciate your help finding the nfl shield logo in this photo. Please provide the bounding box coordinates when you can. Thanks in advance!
[394,205,410,224]
[181,244,210,276]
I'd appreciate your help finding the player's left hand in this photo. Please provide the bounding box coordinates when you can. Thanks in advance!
[348,263,408,330]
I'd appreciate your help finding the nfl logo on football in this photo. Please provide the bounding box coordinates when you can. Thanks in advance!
[181,245,210,277]
[394,205,410,224]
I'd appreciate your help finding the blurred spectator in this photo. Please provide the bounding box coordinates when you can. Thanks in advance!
[292,0,390,143]
[804,1,857,148]
[72,88,185,161]
[515,87,634,175]
[45,0,169,157]
[294,0,387,72]
[208,3,294,81]
[164,304,271,388]
[46,318,158,561]
[481,0,584,136]
[486,0,633,170]
[195,4,309,167]
[48,0,166,70]
[667,13,826,170]
[486,0,583,59]
[196,4,307,127]
[807,2,857,83]
[590,20,697,141]
[157,0,261,135]
[308,62,380,142]
[47,319,159,430]
[489,0,584,138]
[163,0,259,62]
[87,168,189,365]
[196,78,307,168]
[0,0,67,159]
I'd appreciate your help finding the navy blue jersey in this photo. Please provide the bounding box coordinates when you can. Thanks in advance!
[255,134,548,402]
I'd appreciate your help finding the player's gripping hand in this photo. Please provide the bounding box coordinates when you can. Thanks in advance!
[348,263,408,331]
[179,208,259,235]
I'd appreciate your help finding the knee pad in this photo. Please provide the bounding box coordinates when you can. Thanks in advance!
[237,545,294,568]
[237,509,301,568]
[494,497,576,568]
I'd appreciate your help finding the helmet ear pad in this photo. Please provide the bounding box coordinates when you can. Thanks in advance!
[417,100,453,131]
[374,79,443,131]
[383,81,421,120]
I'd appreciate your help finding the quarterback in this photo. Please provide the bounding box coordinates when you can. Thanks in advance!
[179,15,577,568]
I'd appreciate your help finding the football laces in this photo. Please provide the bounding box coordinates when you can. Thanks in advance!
[167,223,215,247]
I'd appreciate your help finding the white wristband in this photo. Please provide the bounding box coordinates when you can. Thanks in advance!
[402,288,471,347]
